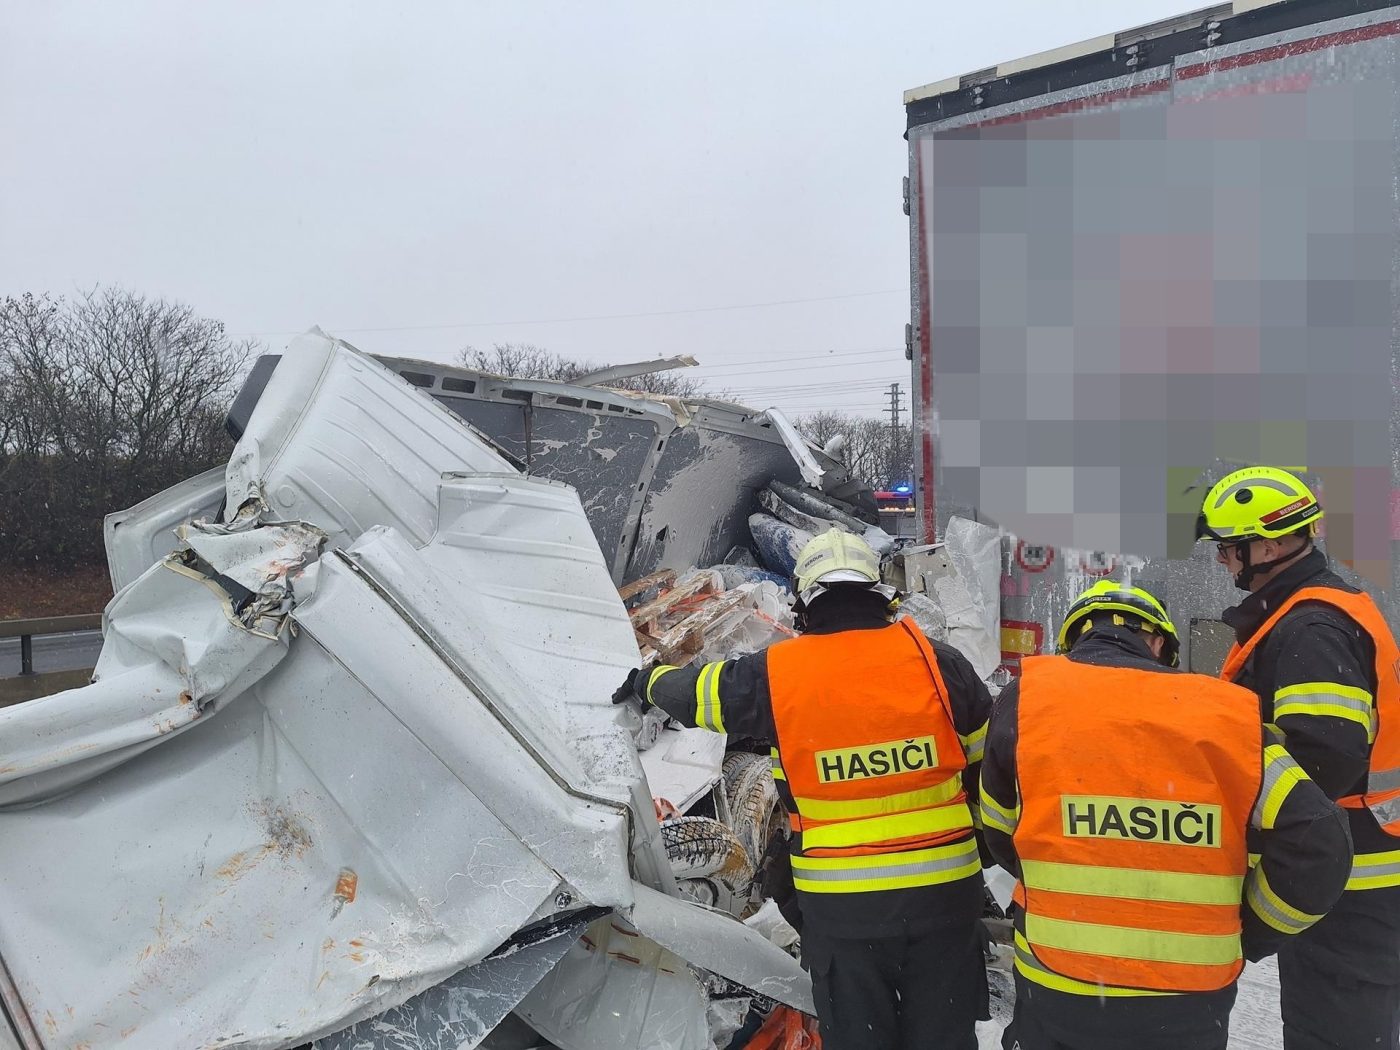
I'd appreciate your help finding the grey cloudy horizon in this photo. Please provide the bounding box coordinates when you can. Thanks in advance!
[2,0,1192,418]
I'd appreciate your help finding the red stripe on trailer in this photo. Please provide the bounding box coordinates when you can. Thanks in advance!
[915,139,938,544]
[1176,19,1400,80]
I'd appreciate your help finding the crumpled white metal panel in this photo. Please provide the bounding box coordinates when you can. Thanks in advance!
[103,463,226,593]
[0,528,581,1047]
[0,520,321,808]
[0,334,815,1049]
[224,329,511,546]
[515,913,713,1050]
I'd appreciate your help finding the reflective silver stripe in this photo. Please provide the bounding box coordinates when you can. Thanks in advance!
[1011,932,1176,998]
[979,784,1019,836]
[1371,795,1400,827]
[791,839,980,883]
[1245,869,1320,935]
[1348,849,1400,891]
[959,722,987,765]
[1273,683,1375,740]
[1370,766,1400,795]
[1251,745,1307,830]
[1211,476,1301,509]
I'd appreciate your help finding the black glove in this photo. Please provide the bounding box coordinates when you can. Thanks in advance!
[612,668,644,708]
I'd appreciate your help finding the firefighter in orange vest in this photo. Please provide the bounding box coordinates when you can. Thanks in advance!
[1198,465,1400,1049]
[981,580,1350,1050]
[613,530,995,1049]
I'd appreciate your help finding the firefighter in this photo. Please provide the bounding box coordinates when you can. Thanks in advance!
[613,529,994,1050]
[1197,465,1400,1049]
[981,580,1351,1050]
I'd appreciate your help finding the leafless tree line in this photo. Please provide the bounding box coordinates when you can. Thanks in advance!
[1,289,255,569]
[793,410,914,488]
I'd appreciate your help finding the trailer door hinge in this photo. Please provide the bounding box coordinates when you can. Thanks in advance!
[902,176,910,216]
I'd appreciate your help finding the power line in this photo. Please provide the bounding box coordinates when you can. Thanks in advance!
[729,377,895,394]
[691,347,901,370]
[694,355,905,380]
[232,288,907,338]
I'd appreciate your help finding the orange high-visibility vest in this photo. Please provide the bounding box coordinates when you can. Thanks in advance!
[766,620,979,894]
[1015,655,1260,992]
[1221,586,1400,833]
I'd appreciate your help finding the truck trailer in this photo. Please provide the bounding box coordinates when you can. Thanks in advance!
[905,0,1400,674]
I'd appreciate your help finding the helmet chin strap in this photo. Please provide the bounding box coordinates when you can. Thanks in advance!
[1233,537,1311,591]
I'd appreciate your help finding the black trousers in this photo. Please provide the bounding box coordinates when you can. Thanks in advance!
[801,921,987,1050]
[1002,972,1235,1050]
[1279,935,1400,1049]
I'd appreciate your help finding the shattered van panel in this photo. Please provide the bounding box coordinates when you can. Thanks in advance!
[314,917,590,1050]
[226,330,512,550]
[0,520,318,808]
[103,464,226,594]
[515,914,713,1050]
[0,622,562,1049]
[629,423,802,577]
[436,395,663,580]
[2,336,819,1048]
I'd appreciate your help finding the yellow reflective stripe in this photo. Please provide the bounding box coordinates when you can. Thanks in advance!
[1264,722,1286,747]
[792,777,962,821]
[1025,914,1242,967]
[692,664,712,727]
[693,661,726,732]
[959,722,988,764]
[1347,849,1400,891]
[769,748,787,782]
[791,838,980,893]
[645,665,680,704]
[799,801,974,850]
[1274,682,1375,740]
[969,800,983,830]
[1245,867,1322,935]
[1248,853,1261,869]
[1012,932,1175,998]
[1020,859,1243,905]
[1253,744,1309,830]
[979,784,1020,836]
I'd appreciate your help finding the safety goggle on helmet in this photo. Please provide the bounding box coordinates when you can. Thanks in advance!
[1056,579,1181,668]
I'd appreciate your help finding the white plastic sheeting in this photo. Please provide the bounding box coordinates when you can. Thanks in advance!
[0,333,812,1050]
[933,516,1003,681]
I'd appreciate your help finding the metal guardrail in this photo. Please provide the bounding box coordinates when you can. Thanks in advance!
[0,614,102,676]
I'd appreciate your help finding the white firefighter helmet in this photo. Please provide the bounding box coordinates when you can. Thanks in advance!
[793,529,895,607]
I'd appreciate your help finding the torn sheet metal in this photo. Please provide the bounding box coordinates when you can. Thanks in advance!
[0,519,321,807]
[514,913,713,1050]
[640,729,730,813]
[759,409,825,489]
[313,914,596,1050]
[0,519,581,1047]
[0,336,816,1049]
[627,883,813,1015]
[224,328,513,545]
[103,463,226,594]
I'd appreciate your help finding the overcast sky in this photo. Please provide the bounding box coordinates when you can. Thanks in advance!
[2,0,1190,418]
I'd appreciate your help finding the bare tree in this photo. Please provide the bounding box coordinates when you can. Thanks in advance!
[0,288,257,568]
[793,411,903,486]
[457,342,716,399]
